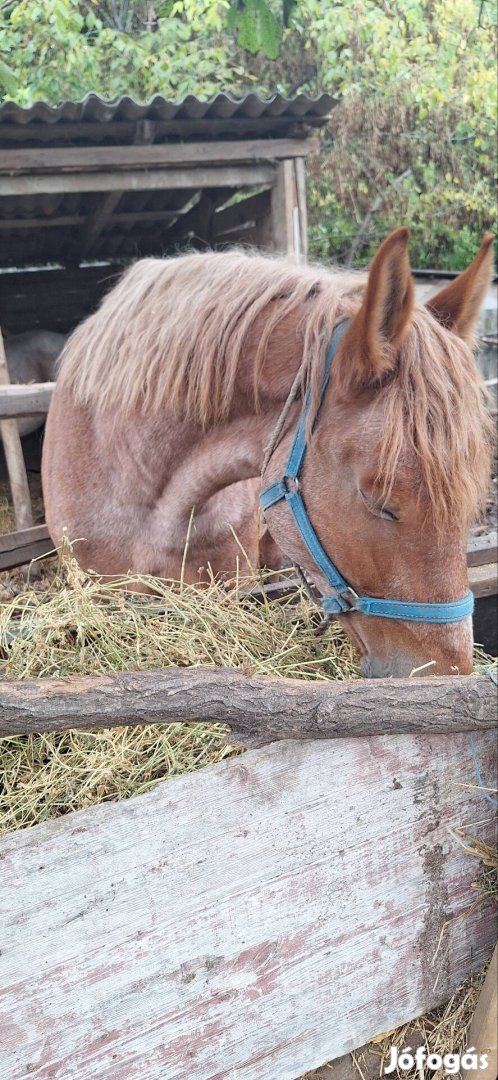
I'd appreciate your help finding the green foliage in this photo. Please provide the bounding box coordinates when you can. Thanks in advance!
[227,0,282,59]
[0,0,496,270]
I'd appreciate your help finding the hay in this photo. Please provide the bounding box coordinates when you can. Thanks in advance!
[0,547,495,839]
[0,548,358,833]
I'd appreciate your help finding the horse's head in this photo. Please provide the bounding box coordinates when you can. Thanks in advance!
[263,230,494,678]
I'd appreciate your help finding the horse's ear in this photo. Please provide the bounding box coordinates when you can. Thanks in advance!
[426,234,495,343]
[341,227,414,383]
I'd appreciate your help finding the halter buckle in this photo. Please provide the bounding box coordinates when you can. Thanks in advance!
[283,475,299,493]
[338,586,359,610]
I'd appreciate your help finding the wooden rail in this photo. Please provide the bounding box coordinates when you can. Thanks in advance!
[0,668,496,743]
[0,381,54,420]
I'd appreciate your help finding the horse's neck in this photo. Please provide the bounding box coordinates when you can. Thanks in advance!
[157,316,306,523]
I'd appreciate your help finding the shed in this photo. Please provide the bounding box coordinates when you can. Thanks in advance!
[0,92,334,335]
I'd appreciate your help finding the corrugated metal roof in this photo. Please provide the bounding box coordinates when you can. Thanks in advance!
[0,91,335,127]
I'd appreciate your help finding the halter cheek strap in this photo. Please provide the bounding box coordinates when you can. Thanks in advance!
[260,321,474,625]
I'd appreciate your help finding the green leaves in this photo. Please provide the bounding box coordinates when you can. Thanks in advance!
[228,0,282,58]
[0,57,16,96]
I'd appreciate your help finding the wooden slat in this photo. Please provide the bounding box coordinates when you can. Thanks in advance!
[0,524,52,569]
[213,189,271,236]
[0,164,276,197]
[0,138,318,175]
[0,669,496,742]
[0,382,54,420]
[467,531,498,567]
[0,733,495,1080]
[468,562,498,599]
[0,209,183,230]
[0,327,33,530]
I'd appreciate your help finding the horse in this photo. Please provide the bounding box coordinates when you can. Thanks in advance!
[3,329,66,436]
[41,229,494,678]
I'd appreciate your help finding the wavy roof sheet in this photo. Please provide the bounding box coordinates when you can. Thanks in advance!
[0,92,335,129]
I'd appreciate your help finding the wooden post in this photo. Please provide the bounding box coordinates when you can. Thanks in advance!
[462,945,497,1080]
[0,326,33,530]
[262,158,308,261]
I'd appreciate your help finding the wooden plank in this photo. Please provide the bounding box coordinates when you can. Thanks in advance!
[468,562,497,599]
[294,156,308,261]
[0,524,52,568]
[0,327,33,530]
[0,164,276,197]
[0,669,496,742]
[0,209,184,230]
[0,138,319,175]
[461,945,497,1079]
[269,158,298,256]
[0,732,495,1080]
[468,531,498,567]
[0,382,54,420]
[213,189,271,236]
[0,522,50,554]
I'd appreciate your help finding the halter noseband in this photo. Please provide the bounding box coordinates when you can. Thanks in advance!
[259,321,474,624]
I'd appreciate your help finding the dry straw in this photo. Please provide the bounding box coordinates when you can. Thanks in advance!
[0,546,358,833]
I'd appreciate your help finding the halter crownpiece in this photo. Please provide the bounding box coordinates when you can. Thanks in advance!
[259,321,474,625]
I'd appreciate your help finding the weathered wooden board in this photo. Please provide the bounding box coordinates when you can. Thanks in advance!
[0,164,276,197]
[0,734,495,1080]
[0,138,317,174]
[0,381,54,420]
[0,523,52,569]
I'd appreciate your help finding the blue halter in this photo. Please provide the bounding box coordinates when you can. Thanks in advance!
[260,321,474,624]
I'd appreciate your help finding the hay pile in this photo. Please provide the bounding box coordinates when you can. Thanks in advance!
[0,549,358,832]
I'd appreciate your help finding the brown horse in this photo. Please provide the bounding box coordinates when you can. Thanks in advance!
[42,229,494,677]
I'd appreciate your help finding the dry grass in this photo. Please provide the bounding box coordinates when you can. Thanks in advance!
[0,547,358,833]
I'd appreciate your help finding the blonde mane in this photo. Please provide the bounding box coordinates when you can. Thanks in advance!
[60,249,493,532]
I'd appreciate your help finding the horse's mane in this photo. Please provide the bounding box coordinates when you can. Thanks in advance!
[60,249,493,532]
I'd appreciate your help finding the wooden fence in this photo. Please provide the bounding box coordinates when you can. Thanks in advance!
[0,670,497,1078]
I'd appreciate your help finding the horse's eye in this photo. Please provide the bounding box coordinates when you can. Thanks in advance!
[379,506,399,522]
[359,489,399,522]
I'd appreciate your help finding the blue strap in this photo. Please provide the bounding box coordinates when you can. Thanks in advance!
[285,320,350,482]
[260,320,474,626]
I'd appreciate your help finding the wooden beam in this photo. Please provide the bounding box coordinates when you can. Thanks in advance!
[469,562,498,599]
[267,159,298,256]
[461,946,497,1080]
[468,531,498,567]
[0,328,33,530]
[0,382,54,420]
[0,117,325,145]
[0,668,495,742]
[0,164,276,197]
[294,157,308,261]
[213,189,271,237]
[68,190,124,266]
[0,732,494,1080]
[0,209,182,230]
[0,138,319,175]
[0,524,52,570]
